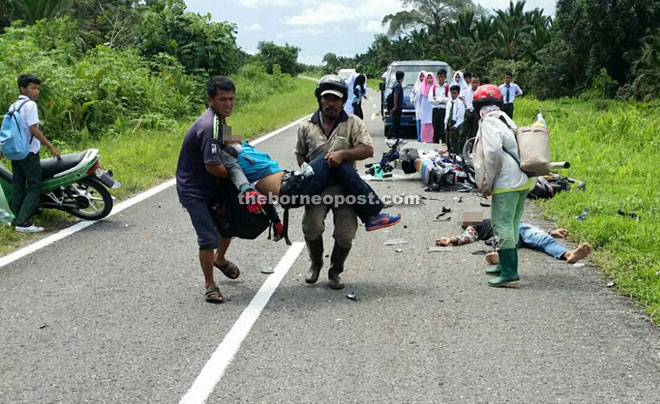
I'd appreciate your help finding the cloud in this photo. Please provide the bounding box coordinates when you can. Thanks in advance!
[358,20,384,33]
[239,0,296,8]
[286,0,402,26]
[286,3,351,26]
[244,23,263,31]
[276,26,326,39]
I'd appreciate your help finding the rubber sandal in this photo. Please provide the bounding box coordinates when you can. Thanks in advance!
[214,260,240,279]
[205,286,224,304]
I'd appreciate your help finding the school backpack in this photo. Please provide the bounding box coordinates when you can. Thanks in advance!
[385,89,394,111]
[0,100,32,161]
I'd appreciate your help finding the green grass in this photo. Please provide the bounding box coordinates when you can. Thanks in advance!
[0,78,317,256]
[514,97,660,324]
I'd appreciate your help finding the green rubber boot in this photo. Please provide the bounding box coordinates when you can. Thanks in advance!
[485,262,501,275]
[487,248,520,287]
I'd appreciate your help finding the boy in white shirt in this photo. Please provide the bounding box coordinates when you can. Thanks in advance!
[5,74,60,233]
[498,72,523,118]
[429,69,450,144]
[444,85,465,154]
[459,75,480,142]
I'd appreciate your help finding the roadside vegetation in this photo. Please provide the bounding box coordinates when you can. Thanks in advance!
[0,2,317,255]
[514,96,660,323]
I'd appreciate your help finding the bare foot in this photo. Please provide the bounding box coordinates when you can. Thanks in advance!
[565,243,591,263]
[551,229,569,239]
[485,251,499,265]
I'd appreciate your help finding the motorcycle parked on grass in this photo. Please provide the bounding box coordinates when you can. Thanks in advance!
[0,148,120,221]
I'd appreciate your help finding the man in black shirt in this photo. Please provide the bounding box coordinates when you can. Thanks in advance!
[387,70,404,139]
[176,76,262,303]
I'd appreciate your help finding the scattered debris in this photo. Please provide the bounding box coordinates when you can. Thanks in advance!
[617,210,639,220]
[383,201,395,209]
[471,250,491,255]
[404,225,408,229]
[39,324,47,329]
[479,202,491,207]
[433,216,451,222]
[434,207,451,220]
[395,248,403,253]
[575,207,588,221]
[453,196,463,203]
[384,239,408,246]
[260,267,274,274]
[346,293,360,301]
[572,263,585,268]
[419,195,443,202]
[428,246,452,252]
[145,232,152,239]
[606,281,616,288]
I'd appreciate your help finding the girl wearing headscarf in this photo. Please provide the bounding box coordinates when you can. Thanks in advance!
[419,72,437,143]
[410,71,426,141]
[351,74,367,119]
[453,71,469,92]
[343,72,359,115]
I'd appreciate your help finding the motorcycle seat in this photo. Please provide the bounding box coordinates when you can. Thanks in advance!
[41,152,87,179]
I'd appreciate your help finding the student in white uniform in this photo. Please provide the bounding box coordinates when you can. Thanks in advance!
[444,84,465,153]
[410,71,425,141]
[498,72,523,118]
[429,69,450,144]
[459,74,480,143]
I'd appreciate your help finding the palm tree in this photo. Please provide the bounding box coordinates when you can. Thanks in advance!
[11,0,73,24]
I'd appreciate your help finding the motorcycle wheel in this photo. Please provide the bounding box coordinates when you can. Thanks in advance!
[66,177,113,220]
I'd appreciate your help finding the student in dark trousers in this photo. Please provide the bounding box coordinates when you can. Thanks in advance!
[387,70,404,139]
[6,74,61,233]
[430,69,449,144]
[498,72,523,119]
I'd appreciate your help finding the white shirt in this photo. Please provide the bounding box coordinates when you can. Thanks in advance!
[459,87,476,111]
[428,83,450,109]
[444,98,465,128]
[9,95,40,154]
[498,83,523,105]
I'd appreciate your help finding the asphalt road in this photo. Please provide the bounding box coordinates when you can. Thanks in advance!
[1,98,659,404]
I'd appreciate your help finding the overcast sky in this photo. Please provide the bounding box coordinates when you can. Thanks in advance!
[184,0,556,66]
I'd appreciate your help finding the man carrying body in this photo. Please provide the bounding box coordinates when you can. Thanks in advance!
[176,76,263,304]
[296,75,398,289]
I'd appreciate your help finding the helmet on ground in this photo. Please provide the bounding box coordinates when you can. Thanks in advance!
[315,74,348,100]
[473,84,503,115]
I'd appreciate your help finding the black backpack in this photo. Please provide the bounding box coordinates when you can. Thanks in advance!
[386,86,395,111]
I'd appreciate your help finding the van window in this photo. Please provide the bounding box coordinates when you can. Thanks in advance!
[386,65,451,88]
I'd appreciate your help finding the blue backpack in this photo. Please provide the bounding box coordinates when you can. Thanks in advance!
[0,100,33,160]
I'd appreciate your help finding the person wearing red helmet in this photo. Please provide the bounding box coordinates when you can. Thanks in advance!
[472,84,535,287]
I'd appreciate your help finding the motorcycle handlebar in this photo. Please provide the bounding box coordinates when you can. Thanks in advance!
[550,161,570,169]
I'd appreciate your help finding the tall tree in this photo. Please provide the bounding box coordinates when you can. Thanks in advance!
[382,0,475,35]
[7,0,73,25]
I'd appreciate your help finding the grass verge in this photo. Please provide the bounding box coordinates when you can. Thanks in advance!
[0,78,317,256]
[514,97,660,324]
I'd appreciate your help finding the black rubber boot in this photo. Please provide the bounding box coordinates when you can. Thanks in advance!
[328,244,351,290]
[305,238,324,284]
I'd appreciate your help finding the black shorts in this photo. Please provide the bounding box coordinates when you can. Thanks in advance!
[182,199,225,250]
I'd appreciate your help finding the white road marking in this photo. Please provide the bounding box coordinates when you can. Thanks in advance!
[179,242,305,404]
[0,115,311,269]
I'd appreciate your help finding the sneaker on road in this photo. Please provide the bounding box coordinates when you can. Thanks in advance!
[365,214,401,232]
[15,224,44,233]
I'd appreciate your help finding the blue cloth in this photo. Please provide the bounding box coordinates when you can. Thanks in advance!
[518,223,568,259]
[176,108,223,203]
[416,119,421,141]
[351,86,366,105]
[281,156,382,223]
[236,141,283,183]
